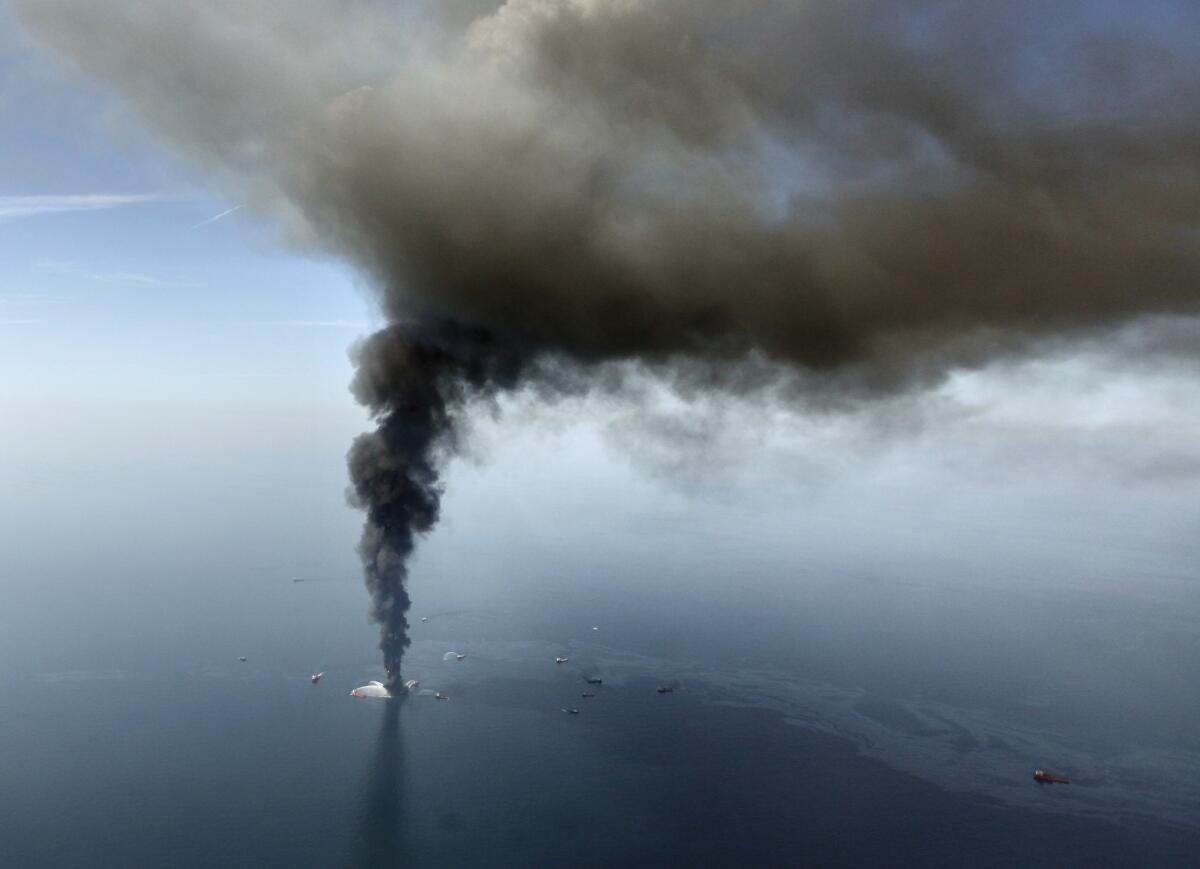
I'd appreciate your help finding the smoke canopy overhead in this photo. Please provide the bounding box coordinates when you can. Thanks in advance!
[14,0,1200,679]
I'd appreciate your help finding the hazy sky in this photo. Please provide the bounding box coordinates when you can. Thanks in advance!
[3,0,1197,551]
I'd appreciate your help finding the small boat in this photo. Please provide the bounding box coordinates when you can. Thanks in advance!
[434,692,448,700]
[656,686,674,694]
[555,656,569,664]
[585,678,602,685]
[581,692,595,698]
[1033,769,1070,784]
[561,707,579,715]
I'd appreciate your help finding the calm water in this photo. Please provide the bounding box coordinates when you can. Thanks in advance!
[2,403,1198,866]
[2,605,1198,868]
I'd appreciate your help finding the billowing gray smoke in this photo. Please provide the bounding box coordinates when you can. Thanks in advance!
[16,0,1200,680]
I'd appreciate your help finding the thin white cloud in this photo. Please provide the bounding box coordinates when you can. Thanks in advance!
[257,319,370,329]
[191,203,244,229]
[32,259,196,288]
[31,259,82,275]
[0,193,162,220]
[0,292,73,305]
[86,271,187,287]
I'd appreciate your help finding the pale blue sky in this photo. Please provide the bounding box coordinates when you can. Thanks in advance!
[1,8,374,408]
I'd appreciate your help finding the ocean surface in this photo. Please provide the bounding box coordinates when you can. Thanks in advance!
[2,402,1199,867]
[3,596,1199,868]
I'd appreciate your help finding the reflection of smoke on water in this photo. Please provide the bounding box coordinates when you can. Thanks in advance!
[348,701,406,869]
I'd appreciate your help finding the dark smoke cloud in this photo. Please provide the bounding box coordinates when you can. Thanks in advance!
[346,322,524,680]
[16,0,1200,679]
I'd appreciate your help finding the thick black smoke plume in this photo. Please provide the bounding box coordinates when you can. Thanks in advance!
[346,323,522,684]
[16,1,1200,679]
